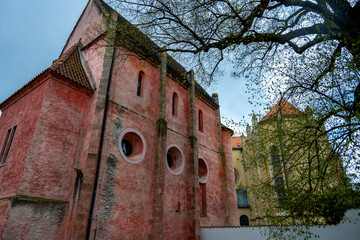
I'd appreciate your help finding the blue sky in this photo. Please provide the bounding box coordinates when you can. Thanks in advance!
[0,0,263,134]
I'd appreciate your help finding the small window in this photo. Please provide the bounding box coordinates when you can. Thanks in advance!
[236,189,249,208]
[0,125,17,165]
[172,92,178,116]
[240,215,249,226]
[136,72,144,96]
[198,110,203,132]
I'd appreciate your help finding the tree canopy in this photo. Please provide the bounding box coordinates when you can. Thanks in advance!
[110,0,359,95]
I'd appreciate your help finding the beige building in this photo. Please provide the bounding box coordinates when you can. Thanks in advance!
[232,99,345,226]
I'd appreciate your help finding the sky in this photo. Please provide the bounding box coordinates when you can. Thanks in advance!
[0,0,266,134]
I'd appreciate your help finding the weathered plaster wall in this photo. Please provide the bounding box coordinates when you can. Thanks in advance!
[222,130,239,226]
[90,46,235,239]
[0,78,49,197]
[74,40,106,168]
[92,52,159,239]
[110,54,160,121]
[70,38,111,239]
[163,131,191,240]
[165,77,190,136]
[94,104,156,239]
[0,20,238,238]
[163,70,194,240]
[0,72,94,239]
[18,78,91,202]
[199,147,225,226]
[0,199,11,237]
[196,99,219,151]
[2,200,67,240]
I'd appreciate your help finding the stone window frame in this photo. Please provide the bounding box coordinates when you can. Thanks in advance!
[118,128,146,164]
[198,157,209,184]
[166,144,185,175]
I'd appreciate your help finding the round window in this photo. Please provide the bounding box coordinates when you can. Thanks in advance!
[198,157,209,183]
[118,128,146,164]
[166,145,184,175]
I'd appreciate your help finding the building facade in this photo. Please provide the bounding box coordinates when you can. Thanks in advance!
[0,1,238,239]
[232,99,345,226]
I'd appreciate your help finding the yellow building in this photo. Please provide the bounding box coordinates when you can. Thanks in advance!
[232,99,345,226]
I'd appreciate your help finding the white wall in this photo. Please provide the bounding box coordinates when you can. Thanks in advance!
[201,209,360,240]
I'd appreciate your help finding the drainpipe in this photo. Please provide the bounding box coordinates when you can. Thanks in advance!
[86,17,117,240]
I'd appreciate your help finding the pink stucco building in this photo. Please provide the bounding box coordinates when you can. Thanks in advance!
[0,0,238,239]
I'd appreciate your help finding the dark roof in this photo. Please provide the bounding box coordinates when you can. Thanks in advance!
[0,43,92,109]
[259,99,303,123]
[96,0,218,107]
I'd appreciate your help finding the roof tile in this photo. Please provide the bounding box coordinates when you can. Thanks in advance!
[0,43,92,108]
[260,99,303,122]
[50,43,92,90]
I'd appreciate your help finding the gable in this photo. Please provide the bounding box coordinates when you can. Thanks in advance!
[61,0,107,55]
[260,99,303,123]
[0,44,93,110]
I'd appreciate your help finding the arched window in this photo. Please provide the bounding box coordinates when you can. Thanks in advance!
[198,110,203,132]
[136,71,144,96]
[172,92,178,116]
[198,157,208,216]
[240,215,249,226]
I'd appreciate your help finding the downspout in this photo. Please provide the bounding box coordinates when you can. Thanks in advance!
[86,36,117,240]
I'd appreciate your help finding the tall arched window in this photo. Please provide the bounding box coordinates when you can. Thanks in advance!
[270,146,281,169]
[198,110,203,132]
[137,71,144,96]
[172,92,178,116]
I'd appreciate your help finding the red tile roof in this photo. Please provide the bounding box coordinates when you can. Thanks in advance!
[260,99,303,122]
[0,43,92,108]
[50,43,92,90]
